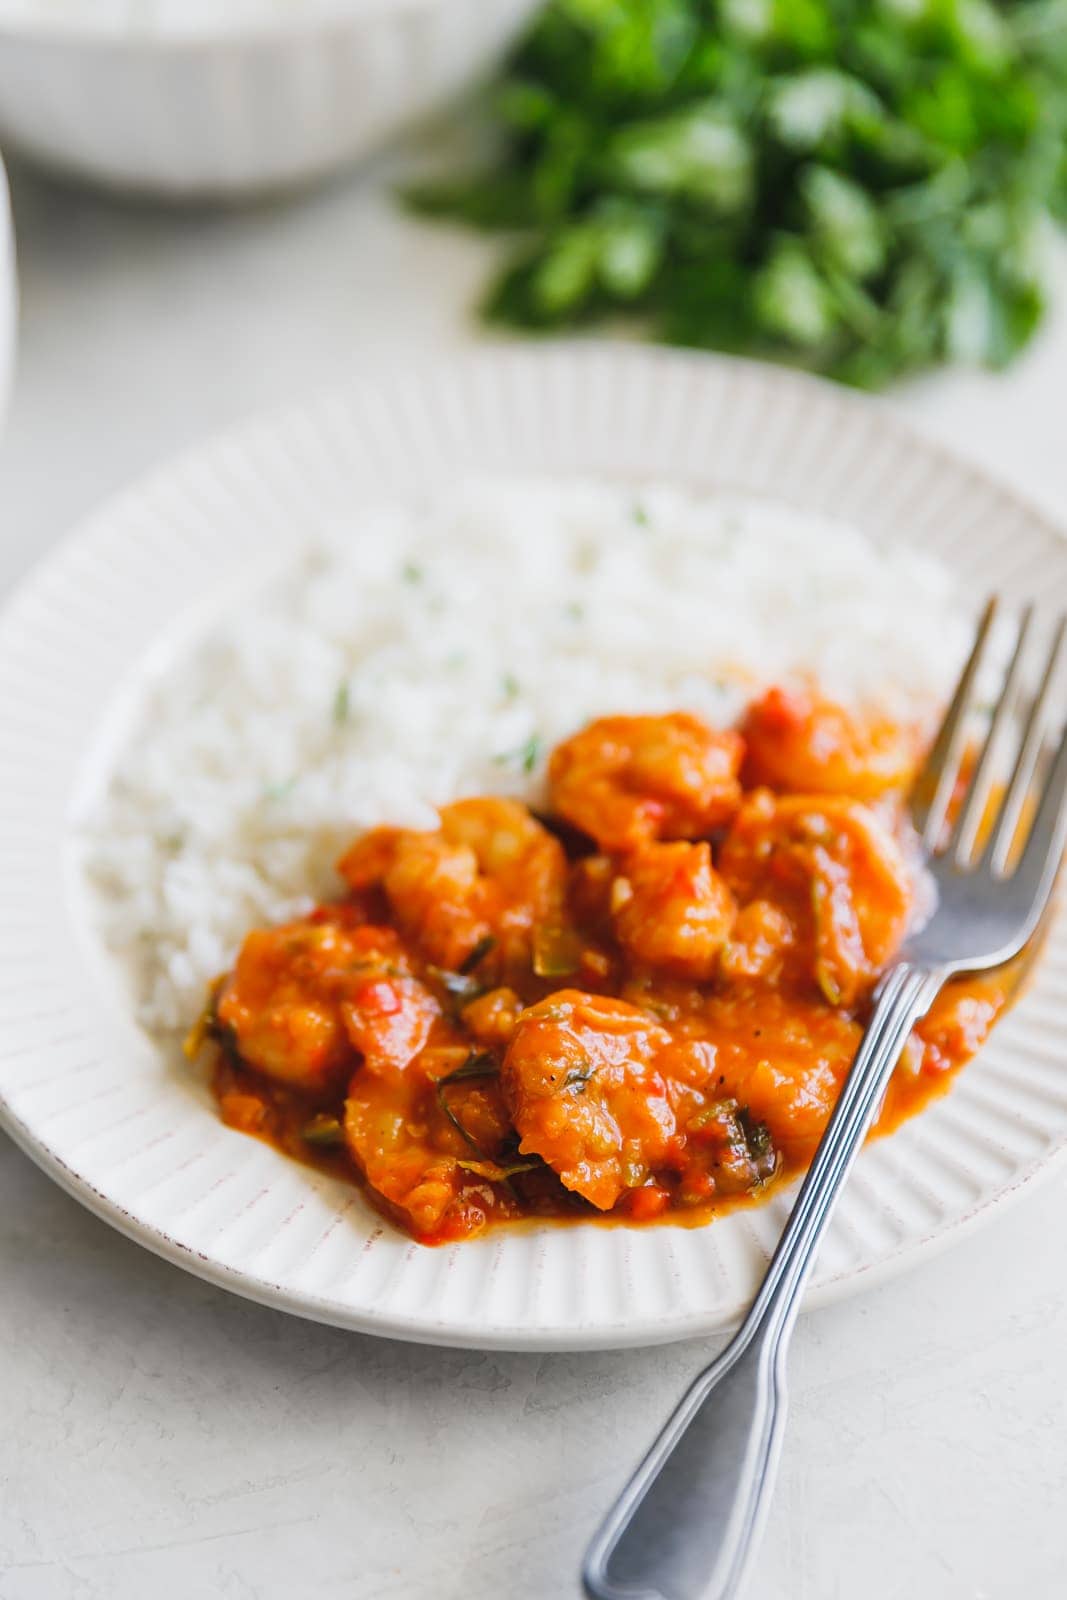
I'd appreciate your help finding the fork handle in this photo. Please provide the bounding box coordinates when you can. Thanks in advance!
[582,961,946,1600]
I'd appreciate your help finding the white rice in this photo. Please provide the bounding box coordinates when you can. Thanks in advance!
[86,475,972,1034]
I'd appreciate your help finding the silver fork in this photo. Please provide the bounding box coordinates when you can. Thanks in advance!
[583,598,1067,1600]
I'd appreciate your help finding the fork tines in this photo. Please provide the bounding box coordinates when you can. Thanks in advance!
[912,597,1067,878]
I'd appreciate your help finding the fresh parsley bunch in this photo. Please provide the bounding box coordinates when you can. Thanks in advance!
[408,0,1067,385]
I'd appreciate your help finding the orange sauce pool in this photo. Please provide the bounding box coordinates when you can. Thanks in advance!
[195,688,1021,1246]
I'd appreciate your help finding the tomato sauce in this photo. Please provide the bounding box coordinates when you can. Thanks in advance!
[195,689,1015,1245]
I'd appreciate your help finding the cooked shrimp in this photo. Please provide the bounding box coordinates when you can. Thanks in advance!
[704,990,863,1161]
[217,915,438,1088]
[548,712,743,853]
[338,798,566,973]
[612,841,735,980]
[502,990,678,1209]
[718,790,913,1006]
[344,1054,516,1242]
[719,899,796,983]
[215,916,375,1090]
[503,990,778,1207]
[742,685,917,799]
[209,694,1016,1247]
[341,973,439,1077]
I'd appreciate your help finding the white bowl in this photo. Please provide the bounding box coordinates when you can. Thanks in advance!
[0,0,540,199]
[0,150,16,422]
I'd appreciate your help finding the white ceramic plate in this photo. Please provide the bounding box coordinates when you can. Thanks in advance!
[2,345,1065,1352]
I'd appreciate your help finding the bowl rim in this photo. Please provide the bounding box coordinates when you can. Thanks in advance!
[0,0,519,48]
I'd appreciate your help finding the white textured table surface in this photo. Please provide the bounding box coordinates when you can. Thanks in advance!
[2,154,1067,1600]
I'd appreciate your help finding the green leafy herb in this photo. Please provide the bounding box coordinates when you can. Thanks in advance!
[738,1105,773,1164]
[494,732,544,774]
[684,1101,727,1133]
[428,965,485,1005]
[405,0,1067,385]
[435,1051,501,1158]
[437,1050,500,1087]
[402,561,424,584]
[182,980,224,1062]
[263,777,298,804]
[332,680,351,726]
[457,1156,542,1180]
[301,1114,345,1147]
[562,1063,596,1091]
[502,672,521,700]
[460,934,498,975]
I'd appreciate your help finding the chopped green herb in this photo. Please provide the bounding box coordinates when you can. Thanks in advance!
[738,1106,773,1164]
[332,680,351,726]
[493,732,544,774]
[427,965,485,1005]
[685,1102,728,1134]
[458,1156,542,1180]
[438,1050,500,1087]
[631,501,650,528]
[435,1051,501,1158]
[402,561,423,584]
[182,981,223,1062]
[263,777,298,804]
[460,934,497,975]
[437,1099,487,1157]
[565,602,584,622]
[562,1063,595,1092]
[301,1114,345,1147]
[502,673,521,700]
